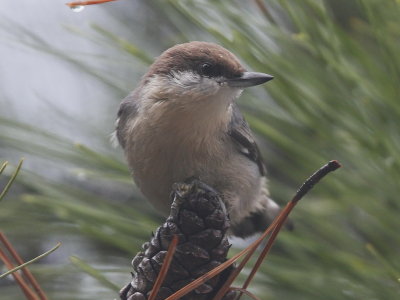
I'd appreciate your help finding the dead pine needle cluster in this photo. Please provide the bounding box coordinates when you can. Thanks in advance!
[0,160,60,300]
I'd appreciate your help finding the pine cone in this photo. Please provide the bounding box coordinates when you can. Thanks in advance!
[120,179,237,300]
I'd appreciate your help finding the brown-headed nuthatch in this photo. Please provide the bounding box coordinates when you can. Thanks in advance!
[115,41,282,237]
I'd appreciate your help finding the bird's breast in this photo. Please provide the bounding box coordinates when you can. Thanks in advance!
[127,125,225,205]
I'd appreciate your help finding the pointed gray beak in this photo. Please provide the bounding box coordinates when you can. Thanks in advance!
[227,72,274,88]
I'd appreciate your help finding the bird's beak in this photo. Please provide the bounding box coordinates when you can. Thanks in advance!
[227,72,274,88]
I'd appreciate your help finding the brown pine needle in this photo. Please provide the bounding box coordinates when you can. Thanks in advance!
[66,0,118,7]
[148,235,179,300]
[212,202,293,300]
[0,248,40,300]
[236,207,292,300]
[0,232,48,300]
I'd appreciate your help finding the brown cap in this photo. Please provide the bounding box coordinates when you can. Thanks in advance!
[145,41,245,80]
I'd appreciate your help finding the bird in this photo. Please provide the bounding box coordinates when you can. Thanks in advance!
[115,41,283,238]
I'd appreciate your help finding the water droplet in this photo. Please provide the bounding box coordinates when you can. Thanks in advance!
[70,5,85,12]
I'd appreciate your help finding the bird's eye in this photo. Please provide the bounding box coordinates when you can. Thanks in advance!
[200,63,216,77]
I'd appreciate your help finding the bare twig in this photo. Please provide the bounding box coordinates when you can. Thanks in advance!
[214,160,341,300]
[292,160,341,203]
[237,160,341,299]
[237,160,341,300]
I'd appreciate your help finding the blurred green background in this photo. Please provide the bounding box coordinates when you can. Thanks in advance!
[1,0,399,299]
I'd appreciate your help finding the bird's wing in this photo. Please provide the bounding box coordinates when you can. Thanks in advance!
[115,91,140,149]
[228,104,266,176]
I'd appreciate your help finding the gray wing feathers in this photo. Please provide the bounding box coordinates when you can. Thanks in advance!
[116,91,139,149]
[228,105,266,176]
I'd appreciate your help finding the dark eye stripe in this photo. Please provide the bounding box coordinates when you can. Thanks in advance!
[199,62,222,77]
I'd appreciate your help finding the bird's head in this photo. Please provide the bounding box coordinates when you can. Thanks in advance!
[138,41,273,109]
